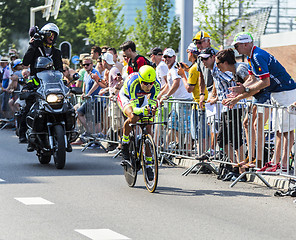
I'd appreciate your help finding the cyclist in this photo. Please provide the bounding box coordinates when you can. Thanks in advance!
[118,65,160,179]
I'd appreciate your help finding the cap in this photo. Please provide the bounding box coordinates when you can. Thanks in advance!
[192,31,210,41]
[187,43,199,55]
[13,59,22,68]
[79,53,90,61]
[0,56,9,63]
[199,48,216,58]
[163,48,176,57]
[102,53,115,65]
[147,47,163,56]
[231,32,253,45]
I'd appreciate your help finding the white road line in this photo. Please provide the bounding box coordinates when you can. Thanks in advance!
[14,197,54,205]
[0,178,5,182]
[75,229,130,240]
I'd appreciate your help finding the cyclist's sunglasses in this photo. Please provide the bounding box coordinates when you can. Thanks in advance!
[142,81,155,86]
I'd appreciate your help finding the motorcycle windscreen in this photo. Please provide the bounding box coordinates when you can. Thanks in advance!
[37,70,68,96]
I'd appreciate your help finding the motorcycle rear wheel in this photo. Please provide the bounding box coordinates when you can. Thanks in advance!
[53,124,66,169]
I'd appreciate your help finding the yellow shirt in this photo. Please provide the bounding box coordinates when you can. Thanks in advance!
[187,63,208,109]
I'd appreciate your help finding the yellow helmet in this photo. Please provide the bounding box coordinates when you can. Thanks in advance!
[138,65,156,83]
[192,31,210,41]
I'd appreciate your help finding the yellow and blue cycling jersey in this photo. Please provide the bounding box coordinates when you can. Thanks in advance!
[118,72,160,116]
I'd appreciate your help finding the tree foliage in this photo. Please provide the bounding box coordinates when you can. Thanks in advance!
[195,0,253,48]
[0,0,46,55]
[132,0,181,55]
[55,0,96,55]
[86,0,128,50]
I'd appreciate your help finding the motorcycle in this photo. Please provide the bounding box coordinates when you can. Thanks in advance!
[24,57,79,169]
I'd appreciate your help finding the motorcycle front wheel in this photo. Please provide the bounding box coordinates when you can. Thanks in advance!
[53,124,66,169]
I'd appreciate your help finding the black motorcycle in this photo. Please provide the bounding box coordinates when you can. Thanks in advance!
[24,57,79,169]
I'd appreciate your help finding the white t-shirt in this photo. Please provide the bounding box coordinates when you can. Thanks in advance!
[108,65,120,96]
[167,62,192,99]
[156,61,169,87]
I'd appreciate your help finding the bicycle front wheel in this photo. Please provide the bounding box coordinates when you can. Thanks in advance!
[141,134,158,193]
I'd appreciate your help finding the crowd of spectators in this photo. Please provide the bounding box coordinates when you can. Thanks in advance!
[1,29,296,176]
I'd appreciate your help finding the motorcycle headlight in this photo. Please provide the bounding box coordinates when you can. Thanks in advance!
[46,94,64,103]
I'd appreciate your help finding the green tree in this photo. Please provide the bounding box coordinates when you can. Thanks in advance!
[55,0,96,56]
[0,0,46,55]
[195,0,253,48]
[132,0,181,55]
[86,0,128,50]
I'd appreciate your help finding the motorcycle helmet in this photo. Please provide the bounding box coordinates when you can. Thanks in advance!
[35,56,53,72]
[41,23,59,44]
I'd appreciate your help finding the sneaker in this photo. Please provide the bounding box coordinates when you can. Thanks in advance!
[265,163,281,172]
[256,161,273,172]
[108,147,121,155]
[146,166,154,181]
[121,143,129,160]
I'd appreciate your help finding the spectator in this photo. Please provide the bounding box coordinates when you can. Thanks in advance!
[76,53,90,88]
[62,64,78,87]
[224,32,296,173]
[8,59,23,114]
[72,56,106,145]
[148,47,168,94]
[0,56,10,118]
[216,48,269,169]
[200,47,245,165]
[193,31,219,160]
[101,46,109,54]
[99,53,123,153]
[14,69,30,112]
[177,43,208,154]
[120,40,149,74]
[159,48,192,148]
[91,45,102,70]
[107,47,124,74]
[148,47,169,144]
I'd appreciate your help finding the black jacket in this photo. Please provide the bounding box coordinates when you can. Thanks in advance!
[23,42,63,76]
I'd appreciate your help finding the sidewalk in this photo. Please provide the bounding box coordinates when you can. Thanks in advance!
[172,157,292,190]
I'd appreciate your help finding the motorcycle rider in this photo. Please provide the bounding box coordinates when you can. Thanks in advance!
[19,23,63,150]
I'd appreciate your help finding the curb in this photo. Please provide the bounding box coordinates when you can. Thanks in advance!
[172,157,291,190]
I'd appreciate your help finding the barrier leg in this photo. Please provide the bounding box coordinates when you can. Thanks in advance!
[229,171,271,188]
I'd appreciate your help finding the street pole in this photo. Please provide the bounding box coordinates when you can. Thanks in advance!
[180,0,193,63]
[30,5,52,27]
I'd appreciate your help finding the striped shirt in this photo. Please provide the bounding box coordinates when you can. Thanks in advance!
[211,63,245,111]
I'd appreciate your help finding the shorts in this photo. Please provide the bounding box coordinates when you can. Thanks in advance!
[252,91,271,104]
[109,100,122,130]
[168,102,191,133]
[191,109,209,140]
[271,88,296,133]
[77,98,104,123]
[217,108,243,150]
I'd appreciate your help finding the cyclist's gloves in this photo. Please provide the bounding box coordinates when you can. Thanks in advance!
[134,106,150,116]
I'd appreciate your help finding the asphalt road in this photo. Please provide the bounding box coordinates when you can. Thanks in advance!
[0,129,295,240]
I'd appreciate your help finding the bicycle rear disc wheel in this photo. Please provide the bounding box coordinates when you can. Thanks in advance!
[124,137,137,187]
[141,134,158,193]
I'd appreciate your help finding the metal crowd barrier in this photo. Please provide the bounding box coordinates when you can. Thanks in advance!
[79,96,296,186]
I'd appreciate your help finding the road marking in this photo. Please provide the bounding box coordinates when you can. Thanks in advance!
[0,178,5,182]
[14,197,54,205]
[75,229,130,240]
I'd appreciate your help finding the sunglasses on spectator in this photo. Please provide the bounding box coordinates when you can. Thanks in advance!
[194,39,205,45]
[123,55,127,58]
[163,55,173,59]
[201,57,210,61]
[142,81,155,86]
[63,69,67,72]
[216,61,224,66]
[82,63,91,67]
